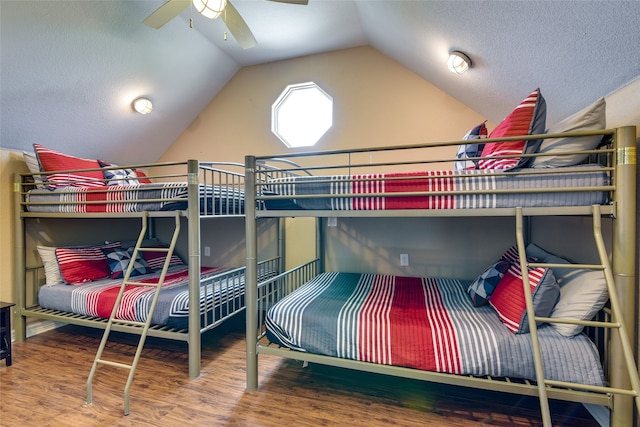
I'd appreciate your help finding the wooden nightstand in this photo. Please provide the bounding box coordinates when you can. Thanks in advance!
[0,302,15,366]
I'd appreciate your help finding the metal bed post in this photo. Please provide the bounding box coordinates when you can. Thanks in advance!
[12,175,26,342]
[610,126,637,426]
[187,159,202,378]
[317,218,324,273]
[279,218,286,273]
[515,207,551,425]
[245,155,259,390]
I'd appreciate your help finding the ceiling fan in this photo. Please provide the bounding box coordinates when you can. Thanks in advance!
[143,0,308,50]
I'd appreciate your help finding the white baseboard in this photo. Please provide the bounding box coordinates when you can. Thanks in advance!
[25,319,64,339]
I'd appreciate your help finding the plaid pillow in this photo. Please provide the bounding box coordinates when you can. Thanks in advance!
[98,160,139,186]
[102,246,152,279]
[454,121,488,171]
[467,259,511,306]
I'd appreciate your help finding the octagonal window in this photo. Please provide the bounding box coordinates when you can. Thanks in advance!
[272,82,333,148]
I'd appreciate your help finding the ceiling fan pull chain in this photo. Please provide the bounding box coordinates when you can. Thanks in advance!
[223,7,227,41]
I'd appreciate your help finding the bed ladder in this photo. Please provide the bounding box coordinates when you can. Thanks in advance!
[515,206,640,427]
[86,211,181,415]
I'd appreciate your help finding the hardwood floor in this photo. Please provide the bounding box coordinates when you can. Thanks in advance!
[0,318,600,427]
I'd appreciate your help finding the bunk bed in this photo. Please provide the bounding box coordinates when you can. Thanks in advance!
[14,145,281,379]
[244,120,639,427]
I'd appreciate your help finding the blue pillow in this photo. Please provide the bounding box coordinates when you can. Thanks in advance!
[98,160,139,186]
[467,259,511,306]
[454,121,488,171]
[102,247,151,279]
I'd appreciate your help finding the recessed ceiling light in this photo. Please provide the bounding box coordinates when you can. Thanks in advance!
[448,50,472,75]
[132,97,153,115]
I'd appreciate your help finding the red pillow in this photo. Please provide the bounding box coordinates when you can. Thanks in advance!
[55,247,111,284]
[54,242,120,285]
[135,169,152,184]
[34,143,104,187]
[140,247,184,270]
[478,89,546,171]
[489,264,559,334]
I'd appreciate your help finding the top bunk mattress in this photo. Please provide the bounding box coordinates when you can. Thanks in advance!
[261,164,609,211]
[24,182,244,214]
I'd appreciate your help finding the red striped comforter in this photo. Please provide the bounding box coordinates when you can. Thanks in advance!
[265,272,605,385]
[262,165,608,210]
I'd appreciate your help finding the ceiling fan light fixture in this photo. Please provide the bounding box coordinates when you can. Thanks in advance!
[192,0,227,19]
[132,97,153,115]
[448,50,472,74]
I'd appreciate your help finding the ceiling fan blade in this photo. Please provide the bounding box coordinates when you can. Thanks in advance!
[222,1,257,49]
[268,0,309,4]
[143,0,190,29]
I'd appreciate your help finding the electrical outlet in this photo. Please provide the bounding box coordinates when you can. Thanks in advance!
[400,253,409,266]
[204,246,211,257]
[327,217,337,227]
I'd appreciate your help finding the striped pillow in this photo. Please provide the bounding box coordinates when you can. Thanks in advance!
[140,247,184,270]
[55,242,120,284]
[34,143,104,188]
[478,88,546,171]
[489,264,559,334]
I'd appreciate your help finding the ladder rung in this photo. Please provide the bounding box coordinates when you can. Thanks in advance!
[138,247,171,253]
[528,262,604,270]
[97,359,133,370]
[124,281,160,287]
[111,319,147,327]
[535,316,620,329]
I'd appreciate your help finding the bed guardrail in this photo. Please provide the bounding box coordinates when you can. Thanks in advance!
[249,130,616,216]
[17,160,248,218]
[255,259,320,340]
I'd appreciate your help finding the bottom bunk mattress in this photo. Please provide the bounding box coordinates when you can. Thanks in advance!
[265,272,605,386]
[39,265,266,330]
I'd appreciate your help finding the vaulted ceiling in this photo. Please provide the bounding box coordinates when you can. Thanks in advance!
[2,1,639,163]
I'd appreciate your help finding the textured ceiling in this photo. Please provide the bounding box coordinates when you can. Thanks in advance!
[1,0,639,164]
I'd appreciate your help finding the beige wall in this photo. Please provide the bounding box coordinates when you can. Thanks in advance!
[0,151,29,303]
[158,46,490,269]
[159,46,489,160]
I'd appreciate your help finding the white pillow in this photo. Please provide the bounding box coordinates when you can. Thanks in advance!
[526,243,608,336]
[531,98,606,168]
[37,245,64,286]
[550,269,608,337]
[23,151,46,189]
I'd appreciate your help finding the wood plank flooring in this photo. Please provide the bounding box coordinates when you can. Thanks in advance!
[0,318,600,426]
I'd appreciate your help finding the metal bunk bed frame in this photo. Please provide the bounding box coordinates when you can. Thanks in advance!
[244,126,639,427]
[14,159,280,380]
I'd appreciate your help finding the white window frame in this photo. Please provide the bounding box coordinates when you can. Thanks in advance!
[271,82,333,148]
